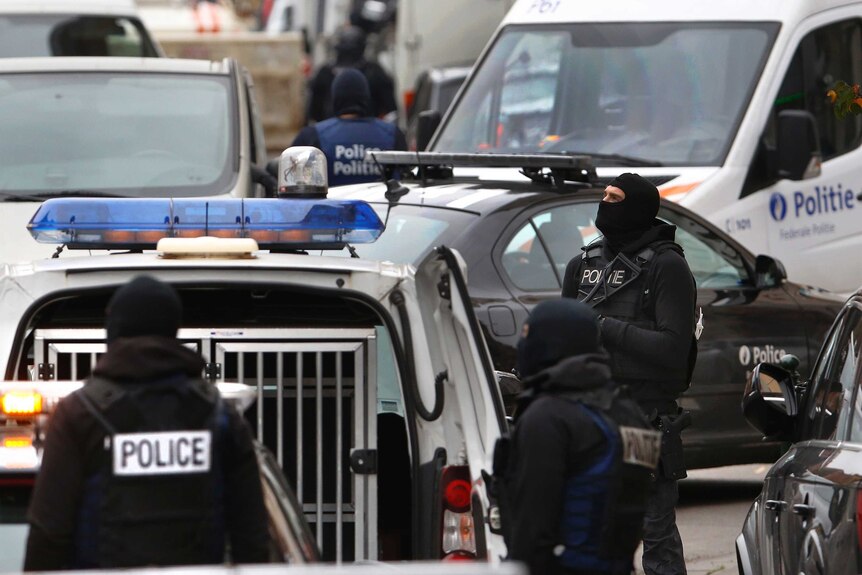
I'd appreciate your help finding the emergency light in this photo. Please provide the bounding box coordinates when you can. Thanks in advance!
[27,198,385,250]
[0,382,257,419]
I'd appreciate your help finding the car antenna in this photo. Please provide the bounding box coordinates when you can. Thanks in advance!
[370,152,409,230]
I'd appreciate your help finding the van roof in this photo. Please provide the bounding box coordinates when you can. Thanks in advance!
[0,56,229,75]
[0,0,141,16]
[503,0,857,25]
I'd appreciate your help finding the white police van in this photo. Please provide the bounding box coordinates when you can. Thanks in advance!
[429,0,862,294]
[0,149,507,564]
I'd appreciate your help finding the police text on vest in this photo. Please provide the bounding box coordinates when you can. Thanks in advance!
[618,426,661,469]
[113,431,211,475]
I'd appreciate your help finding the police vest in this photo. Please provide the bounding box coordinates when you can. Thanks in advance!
[558,395,660,574]
[315,117,397,186]
[74,376,227,568]
[576,239,690,384]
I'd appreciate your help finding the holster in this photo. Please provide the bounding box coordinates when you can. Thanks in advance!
[654,408,692,480]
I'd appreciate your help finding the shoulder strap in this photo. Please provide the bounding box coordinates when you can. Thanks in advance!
[76,387,119,437]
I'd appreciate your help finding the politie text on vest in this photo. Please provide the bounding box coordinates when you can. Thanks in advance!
[333,144,382,176]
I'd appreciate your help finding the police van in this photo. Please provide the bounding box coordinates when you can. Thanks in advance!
[0,149,507,564]
[428,0,862,294]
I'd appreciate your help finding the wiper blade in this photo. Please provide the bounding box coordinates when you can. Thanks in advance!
[0,190,123,202]
[0,192,42,202]
[30,190,124,199]
[551,150,663,167]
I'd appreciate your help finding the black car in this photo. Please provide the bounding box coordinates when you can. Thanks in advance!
[737,289,862,575]
[328,152,841,469]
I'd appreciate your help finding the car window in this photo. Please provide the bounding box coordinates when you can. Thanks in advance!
[436,78,465,115]
[743,19,862,196]
[658,207,752,288]
[804,303,862,440]
[327,204,477,264]
[770,19,862,162]
[0,15,159,58]
[501,203,596,291]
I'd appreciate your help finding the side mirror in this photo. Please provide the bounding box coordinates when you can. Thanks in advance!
[742,362,797,440]
[496,371,522,417]
[775,110,821,181]
[416,110,442,151]
[754,254,787,288]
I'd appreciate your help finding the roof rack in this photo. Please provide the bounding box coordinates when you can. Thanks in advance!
[368,151,598,185]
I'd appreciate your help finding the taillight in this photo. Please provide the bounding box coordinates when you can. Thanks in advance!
[440,465,476,559]
[404,90,416,116]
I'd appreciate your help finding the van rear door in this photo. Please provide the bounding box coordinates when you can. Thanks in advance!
[409,246,507,559]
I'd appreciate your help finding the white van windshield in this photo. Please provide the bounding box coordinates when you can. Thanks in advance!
[434,22,779,167]
[0,72,236,198]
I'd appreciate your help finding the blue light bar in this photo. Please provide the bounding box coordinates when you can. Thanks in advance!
[27,198,385,249]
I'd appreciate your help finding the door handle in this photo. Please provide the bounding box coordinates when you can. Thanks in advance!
[792,503,815,517]
[765,499,787,511]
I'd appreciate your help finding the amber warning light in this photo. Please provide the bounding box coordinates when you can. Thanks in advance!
[1,391,43,417]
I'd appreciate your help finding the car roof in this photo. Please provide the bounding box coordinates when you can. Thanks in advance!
[0,56,229,74]
[4,250,409,279]
[503,0,854,24]
[328,172,603,215]
[0,0,140,16]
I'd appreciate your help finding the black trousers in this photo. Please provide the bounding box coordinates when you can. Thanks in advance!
[642,475,686,575]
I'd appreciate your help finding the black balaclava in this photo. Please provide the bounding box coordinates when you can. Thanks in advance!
[595,172,660,250]
[516,299,600,380]
[332,67,371,116]
[105,276,182,344]
[334,25,367,66]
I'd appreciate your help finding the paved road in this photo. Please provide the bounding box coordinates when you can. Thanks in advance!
[635,464,769,575]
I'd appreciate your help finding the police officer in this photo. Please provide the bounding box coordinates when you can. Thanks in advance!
[24,276,271,570]
[306,25,398,124]
[292,68,406,187]
[562,173,697,575]
[502,298,660,575]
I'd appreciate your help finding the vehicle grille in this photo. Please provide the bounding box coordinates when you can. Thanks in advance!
[32,328,379,563]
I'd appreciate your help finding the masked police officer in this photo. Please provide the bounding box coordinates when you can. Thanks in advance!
[501,298,660,575]
[562,173,697,575]
[306,25,398,124]
[24,276,272,570]
[291,67,406,187]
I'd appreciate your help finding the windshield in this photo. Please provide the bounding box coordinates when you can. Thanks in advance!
[325,204,477,263]
[0,72,236,198]
[434,22,778,166]
[0,15,159,58]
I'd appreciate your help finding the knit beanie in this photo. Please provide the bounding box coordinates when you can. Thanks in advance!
[332,68,371,116]
[105,276,182,344]
[516,299,601,379]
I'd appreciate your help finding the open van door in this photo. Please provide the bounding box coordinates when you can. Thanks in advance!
[403,246,508,560]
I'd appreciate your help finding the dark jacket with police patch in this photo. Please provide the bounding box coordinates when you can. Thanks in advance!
[291,117,406,186]
[505,354,659,575]
[561,223,696,410]
[24,336,271,571]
